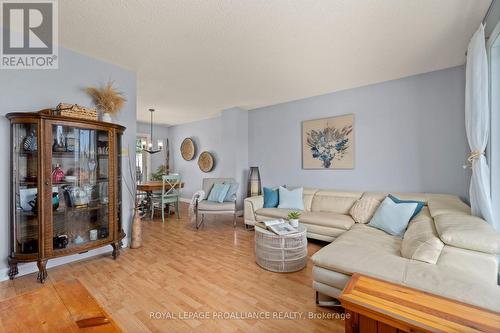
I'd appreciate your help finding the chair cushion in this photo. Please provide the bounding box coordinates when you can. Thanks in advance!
[311,224,408,283]
[349,197,381,223]
[299,212,355,230]
[434,214,500,254]
[401,208,444,264]
[368,197,417,237]
[278,186,304,210]
[197,200,235,211]
[207,183,230,203]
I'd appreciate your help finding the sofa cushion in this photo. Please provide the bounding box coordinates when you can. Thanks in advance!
[255,208,293,219]
[256,208,355,231]
[401,208,444,264]
[427,194,470,217]
[436,245,500,283]
[405,259,500,313]
[311,224,408,283]
[349,197,381,223]
[301,223,346,239]
[434,214,500,254]
[311,190,362,214]
[198,200,235,211]
[300,212,355,230]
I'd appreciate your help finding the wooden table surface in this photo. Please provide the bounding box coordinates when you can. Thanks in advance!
[340,273,500,333]
[137,181,184,192]
[0,279,121,332]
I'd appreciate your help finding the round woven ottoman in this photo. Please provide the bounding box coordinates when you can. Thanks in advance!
[255,224,307,272]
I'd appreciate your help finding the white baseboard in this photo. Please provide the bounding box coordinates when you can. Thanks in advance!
[0,237,130,282]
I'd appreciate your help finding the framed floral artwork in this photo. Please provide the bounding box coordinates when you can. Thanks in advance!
[302,114,354,169]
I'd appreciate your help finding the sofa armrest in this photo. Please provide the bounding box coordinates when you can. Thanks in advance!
[244,195,264,226]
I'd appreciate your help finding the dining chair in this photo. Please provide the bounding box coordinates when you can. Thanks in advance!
[151,174,182,223]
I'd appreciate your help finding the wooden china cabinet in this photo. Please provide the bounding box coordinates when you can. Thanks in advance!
[6,110,126,283]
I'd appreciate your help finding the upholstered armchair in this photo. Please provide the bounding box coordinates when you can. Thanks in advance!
[194,178,237,229]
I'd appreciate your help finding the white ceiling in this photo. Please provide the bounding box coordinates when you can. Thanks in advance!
[59,0,491,125]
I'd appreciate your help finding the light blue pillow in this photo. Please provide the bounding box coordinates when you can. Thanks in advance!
[223,182,239,202]
[368,196,418,237]
[207,183,231,203]
[278,186,304,210]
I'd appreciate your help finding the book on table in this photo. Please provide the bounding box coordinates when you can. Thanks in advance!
[256,219,298,235]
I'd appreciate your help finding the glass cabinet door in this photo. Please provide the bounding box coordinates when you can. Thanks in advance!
[116,132,123,238]
[12,123,39,254]
[50,124,111,251]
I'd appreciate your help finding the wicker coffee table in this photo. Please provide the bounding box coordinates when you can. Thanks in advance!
[255,224,307,272]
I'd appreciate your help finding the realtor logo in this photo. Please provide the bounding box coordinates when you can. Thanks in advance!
[1,0,58,69]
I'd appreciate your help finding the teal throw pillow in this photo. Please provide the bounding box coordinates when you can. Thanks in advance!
[388,194,425,220]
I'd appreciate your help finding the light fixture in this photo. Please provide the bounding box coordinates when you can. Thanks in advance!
[142,108,163,154]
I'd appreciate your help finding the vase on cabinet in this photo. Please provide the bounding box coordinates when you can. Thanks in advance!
[101,112,112,123]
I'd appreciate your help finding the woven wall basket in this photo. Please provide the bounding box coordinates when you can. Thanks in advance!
[180,138,196,161]
[198,151,214,173]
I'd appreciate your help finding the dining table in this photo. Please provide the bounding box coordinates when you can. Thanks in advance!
[136,181,184,218]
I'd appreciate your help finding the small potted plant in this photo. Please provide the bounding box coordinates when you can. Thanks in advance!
[288,211,301,228]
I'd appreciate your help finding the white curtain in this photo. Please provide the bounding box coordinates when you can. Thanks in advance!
[465,24,495,225]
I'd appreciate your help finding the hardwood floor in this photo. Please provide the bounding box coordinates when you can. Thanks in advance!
[0,204,345,332]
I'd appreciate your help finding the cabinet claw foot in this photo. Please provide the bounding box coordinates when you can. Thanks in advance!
[36,259,48,283]
[8,258,18,280]
[111,242,120,260]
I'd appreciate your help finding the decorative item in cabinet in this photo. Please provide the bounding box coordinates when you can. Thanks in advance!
[23,130,37,152]
[56,103,98,121]
[6,109,126,283]
[52,125,66,152]
[52,164,65,183]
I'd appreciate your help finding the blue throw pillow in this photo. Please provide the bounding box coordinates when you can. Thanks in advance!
[207,183,231,203]
[263,187,279,208]
[223,182,239,202]
[278,186,304,210]
[388,194,425,220]
[368,196,418,237]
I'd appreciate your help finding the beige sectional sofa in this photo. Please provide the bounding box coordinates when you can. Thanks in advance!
[244,189,500,312]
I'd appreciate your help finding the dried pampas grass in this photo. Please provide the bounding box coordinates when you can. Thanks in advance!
[86,81,126,115]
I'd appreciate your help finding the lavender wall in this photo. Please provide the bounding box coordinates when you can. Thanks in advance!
[248,66,470,198]
[0,48,137,280]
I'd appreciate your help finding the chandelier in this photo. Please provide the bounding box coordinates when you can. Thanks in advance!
[142,108,163,154]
